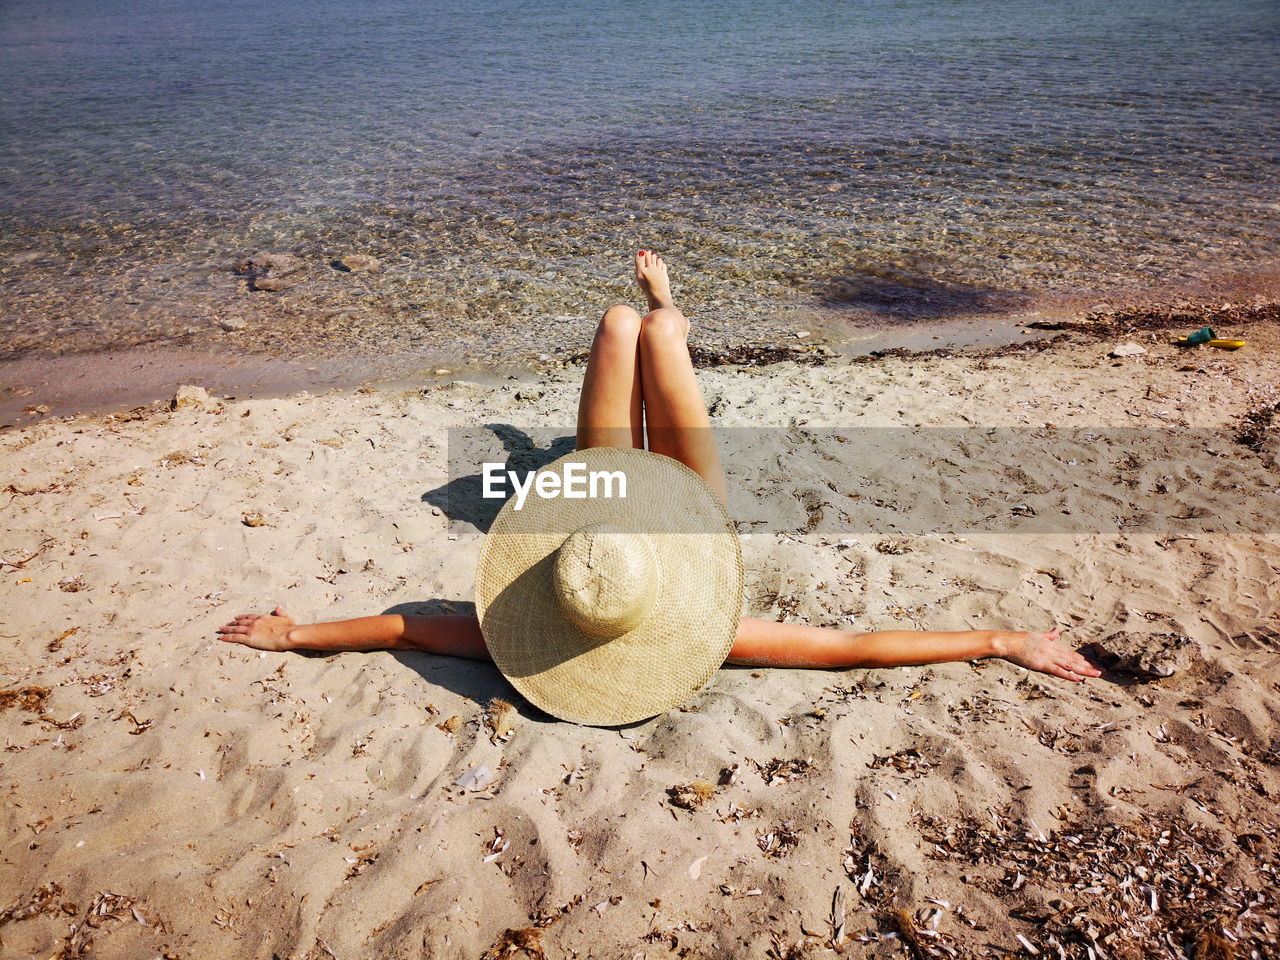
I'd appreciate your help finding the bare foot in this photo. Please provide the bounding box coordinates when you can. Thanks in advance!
[635,249,674,312]
[217,605,295,652]
[996,628,1102,682]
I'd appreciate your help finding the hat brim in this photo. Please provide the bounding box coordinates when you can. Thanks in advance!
[475,447,744,726]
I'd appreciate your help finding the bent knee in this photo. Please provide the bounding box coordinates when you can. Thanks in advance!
[597,304,642,340]
[640,307,688,343]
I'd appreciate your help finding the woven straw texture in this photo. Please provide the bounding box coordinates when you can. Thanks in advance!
[475,447,744,726]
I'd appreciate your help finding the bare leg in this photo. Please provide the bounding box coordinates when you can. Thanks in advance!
[633,251,727,502]
[577,303,644,450]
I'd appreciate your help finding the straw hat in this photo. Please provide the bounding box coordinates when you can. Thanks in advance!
[475,446,744,726]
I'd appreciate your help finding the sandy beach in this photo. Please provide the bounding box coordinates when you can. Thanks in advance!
[2,315,1278,959]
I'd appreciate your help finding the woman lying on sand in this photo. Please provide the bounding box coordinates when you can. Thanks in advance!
[218,251,1100,686]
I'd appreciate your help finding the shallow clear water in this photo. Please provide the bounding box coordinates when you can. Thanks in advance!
[1,0,1277,363]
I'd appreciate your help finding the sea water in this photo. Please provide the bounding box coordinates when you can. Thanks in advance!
[1,0,1277,365]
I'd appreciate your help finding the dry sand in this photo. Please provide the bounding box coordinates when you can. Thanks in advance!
[2,321,1278,959]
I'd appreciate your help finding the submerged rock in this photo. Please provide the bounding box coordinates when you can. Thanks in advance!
[233,253,302,278]
[334,254,381,273]
[251,276,300,292]
[219,317,248,332]
[233,252,304,293]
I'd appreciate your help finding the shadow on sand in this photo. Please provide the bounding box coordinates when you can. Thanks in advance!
[293,597,559,724]
[420,422,575,534]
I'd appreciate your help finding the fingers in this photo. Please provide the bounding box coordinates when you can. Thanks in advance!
[1043,653,1085,681]
[1050,652,1101,681]
[218,620,255,633]
[1058,648,1101,677]
[1069,657,1101,677]
[1040,629,1102,680]
[217,615,268,635]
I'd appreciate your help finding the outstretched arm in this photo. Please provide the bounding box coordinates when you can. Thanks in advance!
[727,617,1101,682]
[218,609,1099,681]
[217,606,489,660]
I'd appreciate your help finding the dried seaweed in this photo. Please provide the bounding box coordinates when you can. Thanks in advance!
[1026,299,1280,337]
[480,926,547,959]
[0,686,50,713]
[47,627,78,652]
[1237,401,1278,454]
[829,884,847,952]
[0,536,55,566]
[947,694,1005,724]
[752,757,816,785]
[0,881,65,927]
[919,809,1278,957]
[764,933,815,959]
[54,892,139,960]
[867,748,937,780]
[758,822,800,858]
[668,781,717,810]
[343,848,378,880]
[843,823,894,907]
[114,708,153,735]
[532,893,583,928]
[893,909,930,959]
[484,698,516,744]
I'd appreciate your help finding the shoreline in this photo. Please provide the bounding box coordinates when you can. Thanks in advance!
[0,312,1040,425]
[4,290,1278,427]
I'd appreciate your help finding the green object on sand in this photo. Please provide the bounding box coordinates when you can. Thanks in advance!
[1172,327,1215,347]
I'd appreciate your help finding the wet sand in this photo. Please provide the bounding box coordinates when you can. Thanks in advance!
[7,260,1280,425]
[0,313,1049,426]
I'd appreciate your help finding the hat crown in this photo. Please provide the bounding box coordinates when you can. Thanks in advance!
[552,522,658,639]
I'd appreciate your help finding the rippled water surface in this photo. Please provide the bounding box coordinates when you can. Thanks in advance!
[1,0,1277,364]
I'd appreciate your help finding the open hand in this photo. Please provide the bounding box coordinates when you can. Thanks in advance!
[998,628,1102,682]
[217,605,296,652]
